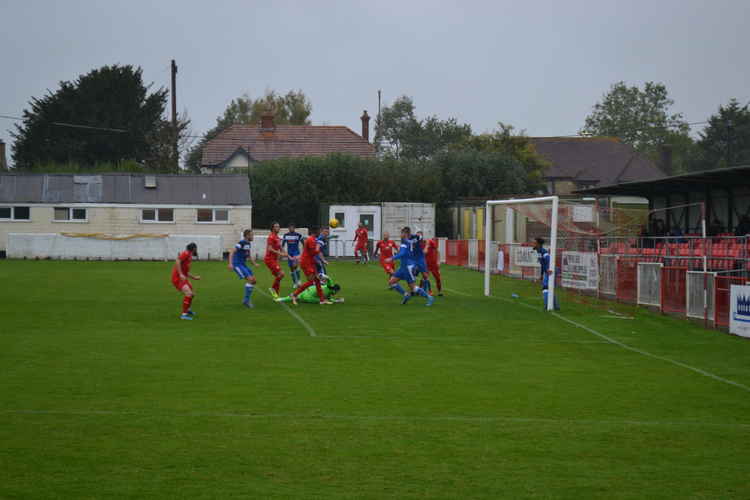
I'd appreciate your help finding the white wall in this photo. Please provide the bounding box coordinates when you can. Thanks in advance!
[8,233,223,260]
[0,204,252,254]
[328,205,381,257]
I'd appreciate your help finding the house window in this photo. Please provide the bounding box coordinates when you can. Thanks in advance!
[0,206,30,221]
[334,212,345,228]
[141,208,174,223]
[54,207,88,222]
[196,208,230,223]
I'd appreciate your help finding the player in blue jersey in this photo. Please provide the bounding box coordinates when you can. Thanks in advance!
[385,226,434,306]
[315,227,331,277]
[533,237,557,310]
[227,229,259,308]
[413,231,433,294]
[282,223,304,287]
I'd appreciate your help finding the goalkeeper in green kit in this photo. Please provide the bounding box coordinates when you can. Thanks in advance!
[275,276,344,305]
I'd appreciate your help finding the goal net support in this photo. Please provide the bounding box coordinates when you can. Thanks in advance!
[484,196,559,311]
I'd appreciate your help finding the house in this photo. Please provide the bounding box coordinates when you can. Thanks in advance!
[530,137,665,195]
[200,111,376,173]
[0,173,251,258]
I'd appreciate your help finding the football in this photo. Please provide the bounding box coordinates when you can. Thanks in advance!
[329,218,339,228]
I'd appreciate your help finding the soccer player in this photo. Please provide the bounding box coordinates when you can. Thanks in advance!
[413,231,432,294]
[282,223,304,287]
[353,222,369,264]
[533,237,557,310]
[289,226,331,305]
[315,227,331,277]
[171,242,200,320]
[227,229,259,308]
[276,276,343,304]
[386,227,434,306]
[373,232,399,277]
[424,235,443,296]
[265,222,287,298]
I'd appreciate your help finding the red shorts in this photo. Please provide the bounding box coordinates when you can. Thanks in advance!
[265,260,282,276]
[172,278,192,292]
[300,260,317,277]
[427,262,440,273]
[380,260,395,274]
[355,243,367,251]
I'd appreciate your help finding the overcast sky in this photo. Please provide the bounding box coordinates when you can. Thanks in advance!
[1,0,748,165]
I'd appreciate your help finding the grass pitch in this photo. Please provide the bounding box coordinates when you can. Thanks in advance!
[1,259,750,499]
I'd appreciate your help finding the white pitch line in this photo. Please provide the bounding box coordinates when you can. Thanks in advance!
[256,289,317,337]
[2,409,749,429]
[445,288,750,394]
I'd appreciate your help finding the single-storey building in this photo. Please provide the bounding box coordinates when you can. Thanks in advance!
[530,137,665,194]
[0,173,251,258]
[200,111,376,173]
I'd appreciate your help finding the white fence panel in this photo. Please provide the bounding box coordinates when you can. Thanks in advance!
[599,255,617,296]
[687,271,716,320]
[637,262,663,307]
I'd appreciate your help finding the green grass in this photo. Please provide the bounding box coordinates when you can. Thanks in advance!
[1,259,749,499]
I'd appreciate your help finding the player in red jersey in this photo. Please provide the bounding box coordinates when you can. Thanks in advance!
[264,222,287,298]
[171,242,201,320]
[354,222,369,264]
[373,231,399,276]
[289,227,331,305]
[424,235,443,296]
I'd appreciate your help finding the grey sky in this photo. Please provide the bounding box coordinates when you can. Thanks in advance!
[2,0,748,165]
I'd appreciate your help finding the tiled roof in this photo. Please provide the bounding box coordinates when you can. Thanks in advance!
[530,137,665,186]
[0,174,251,205]
[201,124,375,167]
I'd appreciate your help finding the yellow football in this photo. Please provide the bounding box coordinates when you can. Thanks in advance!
[329,218,339,228]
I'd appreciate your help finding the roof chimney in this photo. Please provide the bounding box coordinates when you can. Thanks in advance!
[0,140,6,170]
[260,108,275,130]
[659,143,673,175]
[360,110,370,142]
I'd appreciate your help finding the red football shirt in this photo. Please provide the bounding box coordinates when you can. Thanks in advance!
[171,250,192,282]
[376,239,398,260]
[425,238,439,266]
[265,233,281,262]
[355,227,368,245]
[300,235,320,266]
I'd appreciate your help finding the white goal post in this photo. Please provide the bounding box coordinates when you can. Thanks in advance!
[484,196,559,311]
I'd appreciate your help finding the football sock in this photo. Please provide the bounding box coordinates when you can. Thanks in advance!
[314,279,325,301]
[390,283,406,295]
[293,280,314,296]
[273,277,282,293]
[414,287,429,298]
[182,296,192,314]
[435,276,442,291]
[244,283,254,302]
[543,289,549,309]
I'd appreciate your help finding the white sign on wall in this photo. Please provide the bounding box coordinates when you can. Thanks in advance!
[729,284,750,338]
[573,205,594,222]
[511,246,539,268]
[561,251,599,290]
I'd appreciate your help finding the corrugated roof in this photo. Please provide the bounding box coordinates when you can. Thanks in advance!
[201,124,376,167]
[530,137,665,185]
[0,173,251,205]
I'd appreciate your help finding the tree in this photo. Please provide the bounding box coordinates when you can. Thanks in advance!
[581,81,691,162]
[374,96,472,160]
[694,98,750,169]
[11,64,168,169]
[186,90,312,172]
[145,111,194,172]
[450,123,548,189]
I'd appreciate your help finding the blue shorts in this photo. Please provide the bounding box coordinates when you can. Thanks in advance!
[287,252,300,268]
[413,258,427,274]
[393,263,416,284]
[233,264,253,279]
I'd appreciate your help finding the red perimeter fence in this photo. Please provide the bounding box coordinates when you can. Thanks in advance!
[443,236,749,332]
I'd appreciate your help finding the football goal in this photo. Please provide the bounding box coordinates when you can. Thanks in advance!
[484,196,560,311]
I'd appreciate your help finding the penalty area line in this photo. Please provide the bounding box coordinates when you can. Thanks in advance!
[257,289,317,337]
[445,288,750,394]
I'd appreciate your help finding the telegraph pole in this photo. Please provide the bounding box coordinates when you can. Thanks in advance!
[171,59,178,170]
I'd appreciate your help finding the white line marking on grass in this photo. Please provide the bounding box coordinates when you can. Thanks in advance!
[315,335,608,344]
[3,409,749,429]
[445,288,750,394]
[257,289,317,337]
